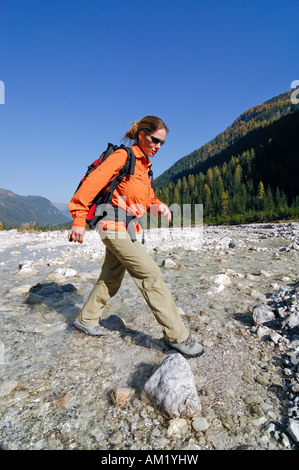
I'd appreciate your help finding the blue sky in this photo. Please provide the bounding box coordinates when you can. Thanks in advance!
[0,0,298,204]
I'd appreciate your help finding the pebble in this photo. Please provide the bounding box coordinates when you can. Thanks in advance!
[208,284,225,294]
[210,274,231,285]
[192,416,209,432]
[109,431,123,445]
[162,258,177,268]
[54,267,78,278]
[0,380,19,398]
[111,388,133,408]
[260,270,271,278]
[167,418,189,436]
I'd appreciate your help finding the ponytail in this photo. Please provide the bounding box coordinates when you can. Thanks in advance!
[123,115,168,143]
[124,120,140,141]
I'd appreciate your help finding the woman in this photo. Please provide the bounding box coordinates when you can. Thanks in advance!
[68,116,204,357]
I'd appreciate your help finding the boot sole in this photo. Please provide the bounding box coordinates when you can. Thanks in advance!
[164,341,204,358]
[73,321,105,336]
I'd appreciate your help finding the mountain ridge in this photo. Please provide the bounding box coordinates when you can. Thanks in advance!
[154,89,298,190]
[153,89,299,224]
[0,188,71,228]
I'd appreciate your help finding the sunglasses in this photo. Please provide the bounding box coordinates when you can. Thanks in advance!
[146,133,165,146]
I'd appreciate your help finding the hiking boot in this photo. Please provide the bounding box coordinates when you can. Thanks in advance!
[73,319,105,336]
[164,336,204,357]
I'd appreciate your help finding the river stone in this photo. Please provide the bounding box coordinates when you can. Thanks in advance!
[16,313,67,335]
[229,239,246,248]
[142,353,201,418]
[54,267,78,278]
[287,419,299,443]
[0,380,19,398]
[252,305,275,324]
[210,274,231,285]
[208,284,225,294]
[162,259,177,268]
[282,311,299,330]
[111,387,133,408]
[167,418,188,436]
[192,416,209,432]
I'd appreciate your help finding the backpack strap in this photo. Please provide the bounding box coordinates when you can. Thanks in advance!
[87,147,136,227]
[102,146,135,205]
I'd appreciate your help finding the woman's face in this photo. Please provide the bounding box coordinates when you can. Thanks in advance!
[138,128,167,157]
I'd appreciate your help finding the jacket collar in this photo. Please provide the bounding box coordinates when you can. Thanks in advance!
[131,144,152,167]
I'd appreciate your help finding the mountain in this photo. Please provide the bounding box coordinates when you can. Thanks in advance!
[0,189,71,228]
[52,202,72,220]
[154,90,298,192]
[153,90,299,224]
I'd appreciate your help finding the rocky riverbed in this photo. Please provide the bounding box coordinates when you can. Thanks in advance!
[0,222,298,450]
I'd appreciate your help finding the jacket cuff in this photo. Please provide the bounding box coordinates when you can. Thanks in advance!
[72,218,86,228]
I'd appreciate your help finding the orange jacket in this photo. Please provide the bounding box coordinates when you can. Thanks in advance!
[69,144,162,231]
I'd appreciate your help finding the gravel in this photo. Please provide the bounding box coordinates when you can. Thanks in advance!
[0,222,298,450]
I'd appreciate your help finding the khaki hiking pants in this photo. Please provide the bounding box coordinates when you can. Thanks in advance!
[77,230,189,343]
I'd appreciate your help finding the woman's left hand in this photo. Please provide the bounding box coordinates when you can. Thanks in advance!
[68,225,86,243]
[158,203,172,222]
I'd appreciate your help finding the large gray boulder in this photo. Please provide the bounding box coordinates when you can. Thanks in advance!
[142,353,201,418]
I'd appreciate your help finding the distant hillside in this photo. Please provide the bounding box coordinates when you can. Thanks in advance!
[52,202,72,220]
[154,90,298,191]
[0,189,71,228]
[153,90,299,224]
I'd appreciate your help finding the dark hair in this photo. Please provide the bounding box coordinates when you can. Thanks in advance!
[123,115,169,142]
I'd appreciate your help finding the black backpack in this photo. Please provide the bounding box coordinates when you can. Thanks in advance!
[74,143,136,228]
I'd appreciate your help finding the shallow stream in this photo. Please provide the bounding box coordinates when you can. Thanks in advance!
[0,223,298,450]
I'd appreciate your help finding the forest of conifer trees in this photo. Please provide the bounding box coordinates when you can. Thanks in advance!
[153,91,299,225]
[154,147,299,225]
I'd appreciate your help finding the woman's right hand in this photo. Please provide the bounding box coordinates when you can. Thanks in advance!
[68,226,86,244]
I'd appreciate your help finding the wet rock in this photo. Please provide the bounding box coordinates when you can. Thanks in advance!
[256,325,270,341]
[9,284,33,296]
[143,353,201,419]
[229,239,246,249]
[192,416,209,432]
[162,259,176,268]
[18,260,35,274]
[0,380,18,398]
[208,284,225,294]
[109,430,123,445]
[269,332,283,344]
[287,419,299,443]
[54,267,78,278]
[16,313,67,335]
[111,387,134,408]
[252,305,275,324]
[260,270,272,278]
[210,274,231,285]
[174,263,186,270]
[282,312,299,330]
[167,418,189,436]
